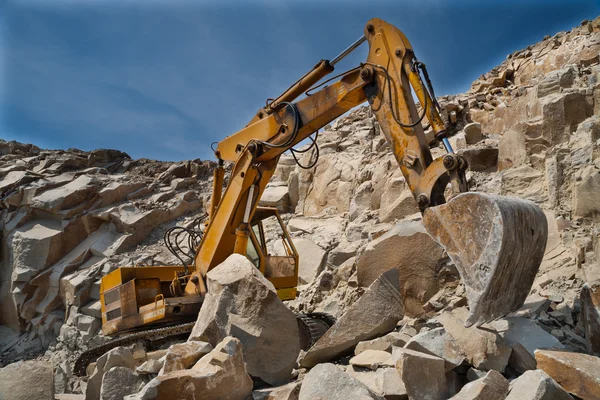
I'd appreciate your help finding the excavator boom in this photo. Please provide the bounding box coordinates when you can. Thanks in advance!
[184,18,548,325]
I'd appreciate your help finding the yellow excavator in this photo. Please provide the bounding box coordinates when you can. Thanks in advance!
[75,18,548,375]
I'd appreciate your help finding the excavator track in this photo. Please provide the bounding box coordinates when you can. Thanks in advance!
[74,313,336,376]
[73,322,195,377]
[297,312,337,351]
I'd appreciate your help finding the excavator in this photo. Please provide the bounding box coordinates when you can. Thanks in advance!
[75,18,548,375]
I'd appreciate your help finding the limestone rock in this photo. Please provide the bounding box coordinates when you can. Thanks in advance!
[86,346,136,400]
[349,350,395,370]
[100,366,145,400]
[437,308,511,372]
[490,317,563,364]
[137,359,163,375]
[505,369,572,400]
[298,363,384,400]
[252,381,301,400]
[300,269,404,368]
[463,122,483,144]
[159,341,213,375]
[404,327,466,371]
[260,185,290,212]
[355,331,411,355]
[134,337,253,400]
[347,366,407,399]
[573,166,600,221]
[449,370,509,400]
[276,238,325,284]
[0,360,54,400]
[188,254,300,385]
[535,349,600,399]
[581,282,600,353]
[393,347,447,400]
[356,218,445,316]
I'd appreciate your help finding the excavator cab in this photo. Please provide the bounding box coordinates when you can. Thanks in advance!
[247,207,299,301]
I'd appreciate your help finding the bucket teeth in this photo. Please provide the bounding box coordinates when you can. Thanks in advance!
[423,193,548,327]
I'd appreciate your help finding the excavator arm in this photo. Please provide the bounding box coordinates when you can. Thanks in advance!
[185,18,548,327]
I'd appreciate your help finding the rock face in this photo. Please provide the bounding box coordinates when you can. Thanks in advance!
[300,269,404,368]
[135,336,253,400]
[298,363,384,400]
[188,254,300,385]
[356,218,446,316]
[535,349,600,399]
[0,360,54,400]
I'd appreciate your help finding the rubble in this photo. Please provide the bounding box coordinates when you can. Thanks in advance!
[133,336,253,400]
[404,327,466,372]
[300,269,403,368]
[188,254,300,385]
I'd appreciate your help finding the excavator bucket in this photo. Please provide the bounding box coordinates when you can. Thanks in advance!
[423,193,548,327]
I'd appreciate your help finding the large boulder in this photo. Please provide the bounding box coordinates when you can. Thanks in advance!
[449,370,509,400]
[437,308,512,372]
[134,337,253,400]
[393,347,447,400]
[535,349,600,399]
[300,268,404,368]
[356,218,446,316]
[298,363,384,400]
[188,254,300,385]
[404,327,466,372]
[100,366,146,400]
[0,360,54,400]
[505,369,572,400]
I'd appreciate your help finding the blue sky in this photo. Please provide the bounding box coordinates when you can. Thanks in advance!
[1,0,600,162]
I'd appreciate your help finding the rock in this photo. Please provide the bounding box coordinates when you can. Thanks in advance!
[512,294,550,318]
[490,317,563,362]
[86,346,136,400]
[436,308,512,372]
[134,336,253,400]
[88,148,130,166]
[379,186,419,224]
[404,327,466,371]
[581,282,600,353]
[535,349,600,399]
[573,166,600,221]
[537,67,574,98]
[355,331,412,355]
[260,185,290,212]
[393,347,447,400]
[188,254,300,385]
[276,238,325,284]
[298,363,384,400]
[347,366,407,399]
[459,148,498,172]
[498,127,528,170]
[300,269,404,368]
[463,123,483,144]
[137,359,163,375]
[508,342,537,374]
[159,341,213,375]
[449,370,509,400]
[356,218,446,316]
[100,366,145,400]
[252,381,301,400]
[349,350,395,370]
[0,360,54,400]
[505,369,573,400]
